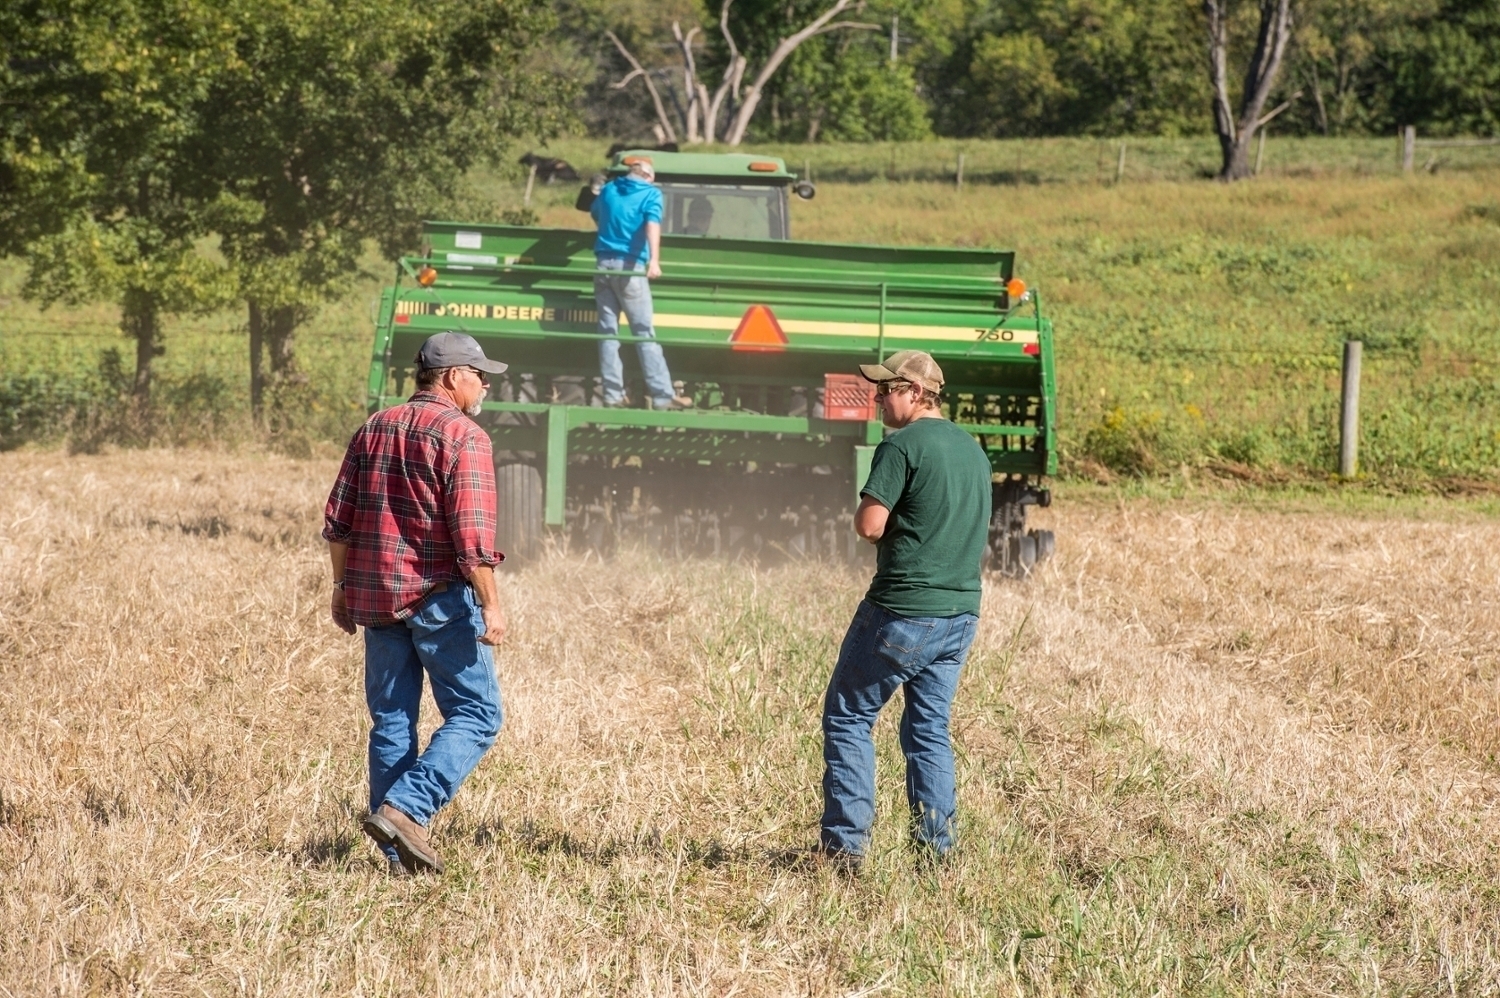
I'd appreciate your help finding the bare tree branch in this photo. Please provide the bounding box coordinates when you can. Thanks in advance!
[1255,89,1303,128]
[609,67,645,90]
[606,30,678,144]
[694,78,713,138]
[1239,0,1295,132]
[619,0,876,147]
[1203,0,1237,145]
[719,0,742,100]
[724,0,874,145]
[700,0,746,143]
[672,22,703,143]
[811,20,882,36]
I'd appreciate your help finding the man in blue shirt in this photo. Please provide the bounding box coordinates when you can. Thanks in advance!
[590,159,692,410]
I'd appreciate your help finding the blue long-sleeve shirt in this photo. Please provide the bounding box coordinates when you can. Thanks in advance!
[591,175,663,265]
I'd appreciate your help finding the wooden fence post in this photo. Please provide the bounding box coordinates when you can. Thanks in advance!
[1115,143,1127,184]
[956,152,964,190]
[523,161,537,207]
[1339,340,1363,478]
[1402,126,1415,173]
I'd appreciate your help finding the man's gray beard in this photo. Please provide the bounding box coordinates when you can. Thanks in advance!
[464,389,486,419]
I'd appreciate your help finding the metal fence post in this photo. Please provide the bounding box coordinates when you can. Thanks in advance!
[1402,126,1415,173]
[1339,340,1363,478]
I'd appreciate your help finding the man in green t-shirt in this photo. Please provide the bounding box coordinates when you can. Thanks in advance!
[819,349,992,869]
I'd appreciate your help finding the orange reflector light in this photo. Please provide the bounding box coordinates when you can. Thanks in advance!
[748,161,779,172]
[417,266,438,287]
[1005,277,1027,300]
[729,304,788,351]
[622,155,645,165]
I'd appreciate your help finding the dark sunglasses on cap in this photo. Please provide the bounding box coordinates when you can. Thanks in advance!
[875,380,911,397]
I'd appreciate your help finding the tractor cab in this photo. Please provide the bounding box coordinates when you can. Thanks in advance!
[575,151,816,241]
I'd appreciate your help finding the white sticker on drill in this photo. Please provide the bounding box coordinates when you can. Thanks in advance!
[454,231,483,249]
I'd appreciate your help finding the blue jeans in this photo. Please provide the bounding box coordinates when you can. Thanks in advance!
[363,584,502,858]
[594,255,677,408]
[821,599,979,857]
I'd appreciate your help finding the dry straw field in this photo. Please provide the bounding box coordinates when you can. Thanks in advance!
[3,449,1500,996]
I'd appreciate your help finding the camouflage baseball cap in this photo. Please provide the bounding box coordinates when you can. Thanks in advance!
[858,350,944,394]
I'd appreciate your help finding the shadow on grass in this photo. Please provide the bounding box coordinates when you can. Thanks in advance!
[298,831,358,868]
[471,817,764,869]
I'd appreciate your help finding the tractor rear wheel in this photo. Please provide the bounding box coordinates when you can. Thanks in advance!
[495,462,543,565]
[1031,529,1056,563]
[1008,534,1038,576]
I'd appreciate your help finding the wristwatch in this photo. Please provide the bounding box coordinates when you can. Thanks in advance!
[332,579,346,591]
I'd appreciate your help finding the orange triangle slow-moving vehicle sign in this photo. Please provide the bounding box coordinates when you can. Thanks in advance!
[729,304,789,352]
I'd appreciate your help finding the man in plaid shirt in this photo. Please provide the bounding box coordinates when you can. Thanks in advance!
[324,331,509,876]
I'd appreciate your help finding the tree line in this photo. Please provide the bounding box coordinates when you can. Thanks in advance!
[570,0,1497,160]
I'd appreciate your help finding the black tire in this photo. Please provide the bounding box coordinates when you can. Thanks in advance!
[1008,534,1037,575]
[1032,529,1056,562]
[495,463,543,565]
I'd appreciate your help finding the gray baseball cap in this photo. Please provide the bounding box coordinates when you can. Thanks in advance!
[413,331,508,375]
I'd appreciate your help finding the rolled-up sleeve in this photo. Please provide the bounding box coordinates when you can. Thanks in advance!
[322,432,363,543]
[860,438,909,510]
[445,428,502,571]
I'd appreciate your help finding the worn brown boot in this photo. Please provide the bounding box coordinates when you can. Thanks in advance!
[362,804,444,876]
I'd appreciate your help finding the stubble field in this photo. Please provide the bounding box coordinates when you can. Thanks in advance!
[3,450,1500,995]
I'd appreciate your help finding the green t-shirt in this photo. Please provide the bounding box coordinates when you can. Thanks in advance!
[861,417,993,617]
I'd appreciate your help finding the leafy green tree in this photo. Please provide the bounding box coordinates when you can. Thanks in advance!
[926,0,1207,137]
[0,0,237,402]
[192,0,577,420]
[818,55,932,141]
[769,31,931,141]
[964,32,1070,136]
[1292,0,1435,134]
[1384,0,1499,135]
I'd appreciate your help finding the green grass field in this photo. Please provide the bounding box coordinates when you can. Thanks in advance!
[3,137,1497,482]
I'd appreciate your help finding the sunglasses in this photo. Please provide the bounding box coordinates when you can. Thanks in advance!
[463,367,490,386]
[875,381,911,397]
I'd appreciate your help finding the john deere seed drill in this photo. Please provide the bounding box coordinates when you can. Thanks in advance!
[367,151,1057,571]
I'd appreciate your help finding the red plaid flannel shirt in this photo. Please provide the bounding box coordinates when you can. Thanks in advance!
[323,392,502,626]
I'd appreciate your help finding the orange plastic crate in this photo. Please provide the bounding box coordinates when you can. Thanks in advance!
[823,373,877,421]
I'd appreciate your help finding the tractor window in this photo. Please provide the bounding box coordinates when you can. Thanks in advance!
[659,183,788,240]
